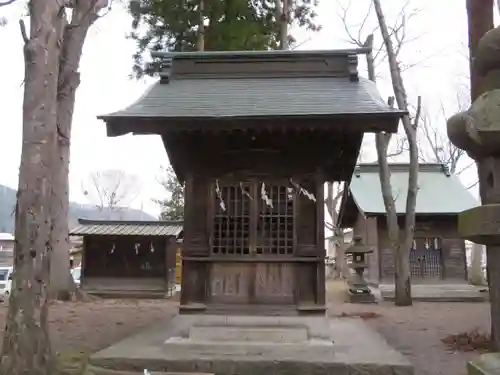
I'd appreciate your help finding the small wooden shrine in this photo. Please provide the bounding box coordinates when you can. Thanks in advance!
[338,163,479,284]
[99,49,404,314]
[70,219,183,297]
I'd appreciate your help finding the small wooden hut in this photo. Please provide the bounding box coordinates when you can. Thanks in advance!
[70,219,183,297]
[98,49,405,314]
[338,163,479,284]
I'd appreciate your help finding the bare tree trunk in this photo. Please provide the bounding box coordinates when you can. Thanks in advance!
[0,2,62,373]
[469,243,486,285]
[470,242,485,285]
[335,244,347,279]
[275,0,288,49]
[49,0,103,300]
[325,182,346,279]
[365,36,402,297]
[197,0,205,51]
[373,0,417,306]
[365,33,412,305]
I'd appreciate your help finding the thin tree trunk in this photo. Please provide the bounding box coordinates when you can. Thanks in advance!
[49,0,103,300]
[469,243,486,285]
[326,182,346,279]
[0,2,62,374]
[281,0,288,50]
[365,33,410,303]
[275,0,288,50]
[373,0,416,306]
[197,0,205,51]
[469,243,485,285]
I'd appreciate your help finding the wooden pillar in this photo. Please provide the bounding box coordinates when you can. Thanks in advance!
[295,177,316,257]
[315,174,326,306]
[294,175,326,313]
[180,173,210,311]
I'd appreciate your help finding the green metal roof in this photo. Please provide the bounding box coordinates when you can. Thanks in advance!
[347,163,479,215]
[99,77,403,121]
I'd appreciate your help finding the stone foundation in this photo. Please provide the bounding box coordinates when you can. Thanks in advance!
[89,314,413,375]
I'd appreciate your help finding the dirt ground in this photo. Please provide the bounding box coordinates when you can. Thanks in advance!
[0,282,490,375]
[326,280,490,375]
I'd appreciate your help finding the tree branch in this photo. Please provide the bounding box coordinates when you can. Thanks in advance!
[19,19,28,43]
[467,180,479,190]
[0,0,17,7]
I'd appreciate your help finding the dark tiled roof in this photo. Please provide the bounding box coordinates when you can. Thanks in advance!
[99,76,402,121]
[69,219,183,237]
[98,49,405,124]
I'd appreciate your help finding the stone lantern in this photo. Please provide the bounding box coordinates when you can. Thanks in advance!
[345,236,375,303]
[446,24,500,373]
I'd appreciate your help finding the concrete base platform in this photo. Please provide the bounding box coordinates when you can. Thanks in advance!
[89,314,413,375]
[379,283,489,302]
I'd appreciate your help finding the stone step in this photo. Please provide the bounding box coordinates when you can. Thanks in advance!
[85,364,213,375]
[189,325,308,343]
[84,290,175,299]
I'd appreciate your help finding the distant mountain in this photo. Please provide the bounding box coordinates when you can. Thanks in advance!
[0,184,156,233]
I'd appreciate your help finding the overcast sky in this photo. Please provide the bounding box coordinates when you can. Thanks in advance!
[0,0,483,216]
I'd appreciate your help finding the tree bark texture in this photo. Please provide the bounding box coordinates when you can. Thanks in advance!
[197,0,205,51]
[466,0,494,102]
[275,0,288,50]
[373,0,416,306]
[49,1,101,300]
[0,1,62,374]
[325,182,346,279]
[366,35,406,302]
[469,243,486,285]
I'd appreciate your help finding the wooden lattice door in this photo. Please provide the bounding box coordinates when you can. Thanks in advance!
[409,238,443,279]
[210,181,296,305]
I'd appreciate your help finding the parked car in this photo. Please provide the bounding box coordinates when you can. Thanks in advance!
[0,266,13,301]
[71,266,81,288]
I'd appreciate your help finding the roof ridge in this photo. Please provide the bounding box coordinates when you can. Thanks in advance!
[155,50,361,82]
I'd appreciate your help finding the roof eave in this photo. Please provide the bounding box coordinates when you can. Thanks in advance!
[100,111,405,137]
[337,187,366,229]
[69,232,182,237]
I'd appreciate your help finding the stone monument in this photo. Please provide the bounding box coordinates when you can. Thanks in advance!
[447,24,500,375]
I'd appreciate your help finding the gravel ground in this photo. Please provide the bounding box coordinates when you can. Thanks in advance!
[0,299,179,354]
[0,284,490,375]
[327,280,491,375]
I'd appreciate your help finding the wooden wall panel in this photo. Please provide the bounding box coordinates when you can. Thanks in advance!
[209,263,251,304]
[183,173,209,256]
[295,179,317,256]
[254,263,294,304]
